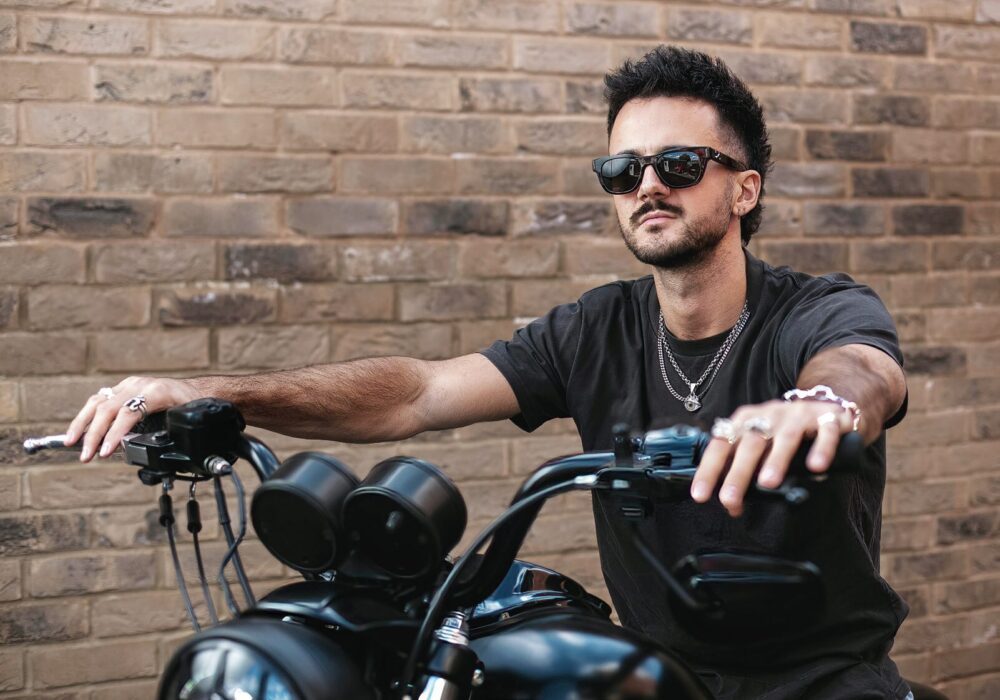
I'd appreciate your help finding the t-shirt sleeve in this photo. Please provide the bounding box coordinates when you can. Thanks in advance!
[480,301,583,432]
[776,275,906,427]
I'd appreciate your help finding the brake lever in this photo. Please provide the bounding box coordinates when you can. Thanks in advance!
[23,434,80,455]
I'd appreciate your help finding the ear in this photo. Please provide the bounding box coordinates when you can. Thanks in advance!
[731,169,762,218]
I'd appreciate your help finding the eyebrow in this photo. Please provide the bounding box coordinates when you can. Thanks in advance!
[613,145,688,156]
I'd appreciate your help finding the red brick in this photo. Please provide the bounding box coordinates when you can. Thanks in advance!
[342,71,456,111]
[889,480,964,517]
[892,616,967,655]
[157,108,275,148]
[91,681,160,700]
[28,285,150,330]
[93,240,215,283]
[894,60,976,93]
[0,152,85,193]
[563,157,608,196]
[341,242,452,281]
[456,319,520,355]
[220,65,338,107]
[222,0,336,20]
[512,199,613,236]
[30,639,156,689]
[0,602,87,645]
[342,157,453,195]
[217,155,333,194]
[94,328,209,371]
[28,465,152,509]
[286,197,398,236]
[459,76,562,113]
[399,282,507,321]
[0,59,87,100]
[759,12,843,49]
[398,33,508,69]
[805,55,889,87]
[30,551,155,597]
[516,117,605,156]
[888,549,968,586]
[92,589,209,637]
[156,19,274,60]
[511,280,598,316]
[0,13,13,53]
[25,196,156,239]
[22,14,148,56]
[455,158,560,195]
[0,648,22,692]
[341,0,449,26]
[935,25,1000,61]
[513,37,611,75]
[935,578,1000,614]
[217,325,329,369]
[453,0,560,32]
[565,2,659,37]
[330,322,454,362]
[24,104,151,147]
[158,285,277,326]
[93,62,213,104]
[0,381,16,423]
[667,8,753,45]
[95,0,215,12]
[881,516,935,551]
[523,510,598,555]
[93,152,213,193]
[224,241,336,283]
[163,197,279,237]
[0,332,85,375]
[562,239,649,277]
[759,88,848,124]
[458,239,560,278]
[281,110,399,151]
[401,115,509,154]
[770,163,846,198]
[928,308,1000,342]
[933,98,1000,130]
[758,241,848,274]
[279,27,392,65]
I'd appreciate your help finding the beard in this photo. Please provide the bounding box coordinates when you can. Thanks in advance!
[619,197,732,270]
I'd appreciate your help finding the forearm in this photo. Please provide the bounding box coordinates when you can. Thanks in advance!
[795,344,906,444]
[187,357,430,443]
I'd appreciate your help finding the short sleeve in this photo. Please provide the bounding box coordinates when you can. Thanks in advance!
[480,301,583,432]
[776,276,906,427]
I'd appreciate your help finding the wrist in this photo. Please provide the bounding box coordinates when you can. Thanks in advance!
[782,384,861,432]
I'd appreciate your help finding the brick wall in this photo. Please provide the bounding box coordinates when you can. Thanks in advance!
[0,0,998,696]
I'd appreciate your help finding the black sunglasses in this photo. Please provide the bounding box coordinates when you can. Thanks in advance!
[592,146,748,195]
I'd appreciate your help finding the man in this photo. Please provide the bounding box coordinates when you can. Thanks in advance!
[68,47,908,698]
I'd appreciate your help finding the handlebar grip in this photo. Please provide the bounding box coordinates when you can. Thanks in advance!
[134,410,167,434]
[790,430,864,476]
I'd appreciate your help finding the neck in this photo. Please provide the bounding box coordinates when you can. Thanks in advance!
[652,240,748,341]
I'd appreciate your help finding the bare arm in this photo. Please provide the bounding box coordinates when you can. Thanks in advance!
[67,354,520,461]
[691,343,906,517]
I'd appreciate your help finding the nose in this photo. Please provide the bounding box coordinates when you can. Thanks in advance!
[636,161,670,201]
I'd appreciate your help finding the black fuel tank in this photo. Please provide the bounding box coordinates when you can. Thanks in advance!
[468,561,710,699]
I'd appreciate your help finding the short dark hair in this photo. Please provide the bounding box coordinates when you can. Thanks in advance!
[604,45,772,244]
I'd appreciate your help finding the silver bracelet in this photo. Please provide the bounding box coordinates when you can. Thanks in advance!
[782,384,861,431]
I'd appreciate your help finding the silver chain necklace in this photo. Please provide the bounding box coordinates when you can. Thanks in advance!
[656,301,750,412]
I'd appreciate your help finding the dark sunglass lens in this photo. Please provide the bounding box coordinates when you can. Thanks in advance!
[656,151,703,187]
[599,156,641,193]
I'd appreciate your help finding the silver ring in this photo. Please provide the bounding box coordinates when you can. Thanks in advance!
[98,387,115,400]
[124,395,148,421]
[817,411,839,429]
[711,417,739,445]
[743,416,773,441]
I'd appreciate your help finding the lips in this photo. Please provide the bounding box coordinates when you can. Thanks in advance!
[639,212,677,226]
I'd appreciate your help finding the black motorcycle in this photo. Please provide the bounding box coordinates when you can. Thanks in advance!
[24,398,944,700]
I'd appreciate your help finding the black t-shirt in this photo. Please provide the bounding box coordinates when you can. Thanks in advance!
[482,250,911,699]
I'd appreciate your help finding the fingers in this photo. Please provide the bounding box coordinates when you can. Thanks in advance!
[65,393,108,446]
[806,411,848,473]
[719,434,770,517]
[691,438,731,503]
[99,406,144,458]
[80,400,123,462]
[757,424,802,489]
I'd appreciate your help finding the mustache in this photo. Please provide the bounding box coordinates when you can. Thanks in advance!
[630,201,683,227]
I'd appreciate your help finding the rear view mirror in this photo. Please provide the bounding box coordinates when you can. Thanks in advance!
[670,550,824,644]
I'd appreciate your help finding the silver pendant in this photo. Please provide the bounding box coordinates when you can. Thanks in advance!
[684,384,700,412]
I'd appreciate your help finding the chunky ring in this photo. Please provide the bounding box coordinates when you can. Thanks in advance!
[711,417,740,445]
[124,395,148,421]
[817,411,839,429]
[98,387,115,400]
[743,416,773,441]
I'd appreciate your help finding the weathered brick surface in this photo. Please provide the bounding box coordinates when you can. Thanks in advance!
[0,3,994,694]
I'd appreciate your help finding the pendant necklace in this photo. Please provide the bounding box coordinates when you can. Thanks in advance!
[656,301,750,412]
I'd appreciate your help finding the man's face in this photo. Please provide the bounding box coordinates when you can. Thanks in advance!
[607,96,740,269]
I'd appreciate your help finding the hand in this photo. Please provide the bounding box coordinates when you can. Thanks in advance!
[690,399,855,517]
[65,377,203,462]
